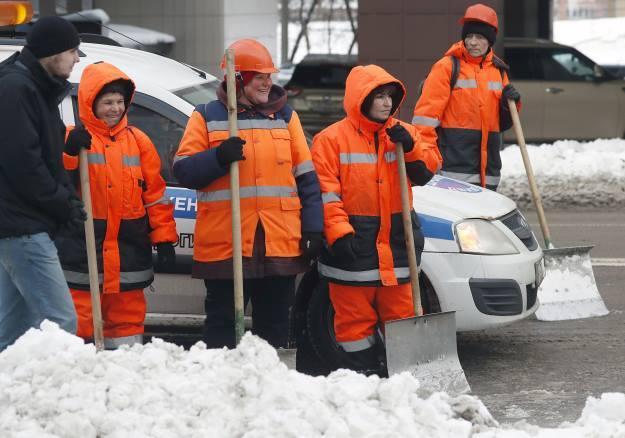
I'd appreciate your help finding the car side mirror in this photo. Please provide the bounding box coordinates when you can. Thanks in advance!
[593,64,608,81]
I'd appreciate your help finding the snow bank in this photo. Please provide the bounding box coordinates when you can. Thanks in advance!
[2,323,625,437]
[499,139,625,208]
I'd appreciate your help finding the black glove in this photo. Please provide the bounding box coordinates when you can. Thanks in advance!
[331,234,357,261]
[502,84,521,103]
[386,123,414,153]
[215,137,246,167]
[65,127,92,156]
[155,242,176,272]
[67,197,87,228]
[300,232,323,260]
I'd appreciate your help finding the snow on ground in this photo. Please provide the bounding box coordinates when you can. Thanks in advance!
[499,138,625,208]
[1,323,625,437]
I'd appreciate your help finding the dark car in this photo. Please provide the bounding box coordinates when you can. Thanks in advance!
[284,54,357,135]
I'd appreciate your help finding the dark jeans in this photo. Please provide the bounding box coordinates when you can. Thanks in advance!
[203,276,295,349]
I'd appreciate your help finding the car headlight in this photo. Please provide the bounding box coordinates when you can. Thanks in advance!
[455,219,519,255]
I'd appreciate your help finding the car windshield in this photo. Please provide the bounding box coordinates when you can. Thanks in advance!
[288,64,353,88]
[173,81,220,106]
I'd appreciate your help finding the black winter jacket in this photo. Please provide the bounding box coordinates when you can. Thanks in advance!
[0,48,76,238]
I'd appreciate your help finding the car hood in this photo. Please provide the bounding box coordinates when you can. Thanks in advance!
[414,176,516,222]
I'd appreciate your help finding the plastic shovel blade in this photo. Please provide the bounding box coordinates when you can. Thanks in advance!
[384,311,470,397]
[536,245,609,321]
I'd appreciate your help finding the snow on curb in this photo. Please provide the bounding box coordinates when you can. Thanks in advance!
[2,323,625,437]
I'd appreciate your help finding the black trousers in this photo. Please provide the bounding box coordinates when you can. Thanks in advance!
[203,276,295,349]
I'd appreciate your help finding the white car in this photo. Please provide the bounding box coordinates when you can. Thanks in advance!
[0,40,544,355]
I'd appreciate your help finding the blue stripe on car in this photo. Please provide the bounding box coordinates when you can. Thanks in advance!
[417,213,454,241]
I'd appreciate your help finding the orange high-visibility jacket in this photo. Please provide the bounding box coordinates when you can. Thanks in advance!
[57,62,177,293]
[312,65,442,286]
[413,42,518,189]
[173,85,323,265]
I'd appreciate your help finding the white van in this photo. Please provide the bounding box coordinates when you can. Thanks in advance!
[0,40,544,349]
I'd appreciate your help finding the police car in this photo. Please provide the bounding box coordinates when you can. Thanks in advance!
[0,40,544,340]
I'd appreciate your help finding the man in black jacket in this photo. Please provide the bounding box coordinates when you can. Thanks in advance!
[0,17,89,351]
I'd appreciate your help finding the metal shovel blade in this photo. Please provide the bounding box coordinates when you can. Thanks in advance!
[536,245,609,321]
[385,311,470,396]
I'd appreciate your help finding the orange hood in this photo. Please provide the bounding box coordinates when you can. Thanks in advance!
[78,62,135,136]
[343,64,406,133]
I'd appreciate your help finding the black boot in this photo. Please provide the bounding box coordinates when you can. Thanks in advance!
[345,347,382,376]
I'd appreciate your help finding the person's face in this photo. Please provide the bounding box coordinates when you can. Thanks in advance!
[367,86,394,122]
[243,73,272,105]
[94,92,125,127]
[464,33,489,57]
[41,47,80,79]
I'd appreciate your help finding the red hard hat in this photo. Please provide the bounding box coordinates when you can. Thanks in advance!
[220,39,279,74]
[459,3,499,32]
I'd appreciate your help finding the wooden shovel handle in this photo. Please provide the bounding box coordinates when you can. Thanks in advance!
[507,99,553,249]
[79,148,104,351]
[225,49,245,344]
[396,143,422,316]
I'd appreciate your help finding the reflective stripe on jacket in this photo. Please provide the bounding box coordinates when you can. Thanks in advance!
[56,62,177,293]
[312,65,442,286]
[173,85,323,264]
[413,41,518,189]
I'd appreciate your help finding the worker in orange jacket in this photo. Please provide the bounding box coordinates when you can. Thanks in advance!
[311,64,442,374]
[413,3,521,191]
[173,39,323,349]
[56,62,178,349]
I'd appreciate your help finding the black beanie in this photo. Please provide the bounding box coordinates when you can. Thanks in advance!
[462,20,497,47]
[25,16,80,59]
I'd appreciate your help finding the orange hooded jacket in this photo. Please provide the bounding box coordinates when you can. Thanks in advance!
[413,42,518,189]
[312,65,442,286]
[57,62,177,294]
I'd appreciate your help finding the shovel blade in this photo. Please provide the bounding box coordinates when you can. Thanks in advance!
[536,245,609,321]
[385,311,470,397]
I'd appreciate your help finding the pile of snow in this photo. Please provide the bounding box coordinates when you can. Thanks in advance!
[2,323,625,437]
[499,138,625,208]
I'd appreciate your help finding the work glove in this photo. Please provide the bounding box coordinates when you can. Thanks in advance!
[67,197,87,229]
[502,84,521,103]
[65,127,92,156]
[155,242,176,272]
[331,233,357,261]
[386,123,414,153]
[300,232,323,260]
[215,136,246,167]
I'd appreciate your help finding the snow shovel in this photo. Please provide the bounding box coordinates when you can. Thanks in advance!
[225,48,245,344]
[79,148,104,351]
[507,99,608,321]
[384,143,471,396]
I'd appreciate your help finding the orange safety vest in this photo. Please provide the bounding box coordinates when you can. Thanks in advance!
[58,62,177,293]
[175,91,316,263]
[312,65,442,286]
[413,41,516,189]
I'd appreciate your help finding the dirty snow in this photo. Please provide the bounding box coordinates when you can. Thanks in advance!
[1,323,624,437]
[499,138,625,208]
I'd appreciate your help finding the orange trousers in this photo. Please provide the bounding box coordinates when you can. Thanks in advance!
[70,288,146,339]
[329,282,414,344]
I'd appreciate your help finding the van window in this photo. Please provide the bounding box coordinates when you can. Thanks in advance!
[504,48,538,80]
[127,105,184,185]
[288,64,353,88]
[173,81,219,107]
